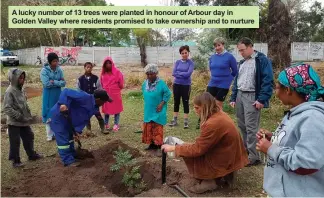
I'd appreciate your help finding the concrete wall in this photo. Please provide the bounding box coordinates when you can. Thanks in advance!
[13,42,324,66]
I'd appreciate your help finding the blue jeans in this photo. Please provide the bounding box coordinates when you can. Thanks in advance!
[104,114,120,125]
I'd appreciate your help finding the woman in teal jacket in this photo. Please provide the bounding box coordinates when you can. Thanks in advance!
[142,63,171,150]
[40,53,66,141]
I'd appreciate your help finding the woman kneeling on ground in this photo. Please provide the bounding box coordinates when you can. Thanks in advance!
[256,63,324,197]
[162,92,248,194]
[142,64,171,150]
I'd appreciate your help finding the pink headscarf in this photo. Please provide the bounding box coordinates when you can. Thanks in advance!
[101,56,121,76]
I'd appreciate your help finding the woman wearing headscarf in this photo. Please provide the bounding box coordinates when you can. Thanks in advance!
[40,52,66,141]
[256,63,324,197]
[142,64,171,150]
[100,56,124,132]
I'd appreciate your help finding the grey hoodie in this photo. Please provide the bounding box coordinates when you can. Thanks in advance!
[3,68,33,126]
[264,101,324,197]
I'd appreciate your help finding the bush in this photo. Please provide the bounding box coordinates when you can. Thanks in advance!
[125,74,145,88]
[191,71,210,96]
[191,55,208,73]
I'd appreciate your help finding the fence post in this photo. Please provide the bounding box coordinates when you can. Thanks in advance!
[157,46,159,65]
[172,46,175,65]
[307,42,311,61]
[291,43,294,62]
[92,48,95,65]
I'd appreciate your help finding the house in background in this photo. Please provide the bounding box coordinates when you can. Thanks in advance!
[172,40,197,47]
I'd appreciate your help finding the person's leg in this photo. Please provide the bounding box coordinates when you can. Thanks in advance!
[20,126,38,160]
[142,122,155,150]
[45,123,54,141]
[236,91,247,150]
[113,114,120,131]
[214,87,229,110]
[169,84,181,126]
[152,122,163,149]
[182,85,191,129]
[95,112,105,133]
[243,92,261,165]
[8,125,23,167]
[104,114,110,129]
[54,125,76,166]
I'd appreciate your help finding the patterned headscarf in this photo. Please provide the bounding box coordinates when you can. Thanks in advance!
[278,62,324,101]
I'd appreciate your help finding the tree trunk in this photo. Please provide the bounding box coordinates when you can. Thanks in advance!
[268,0,292,71]
[137,37,147,67]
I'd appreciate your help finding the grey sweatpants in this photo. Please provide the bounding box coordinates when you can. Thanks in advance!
[236,90,261,163]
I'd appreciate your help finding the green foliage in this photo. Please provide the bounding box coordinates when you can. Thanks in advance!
[110,147,137,172]
[122,165,141,187]
[110,147,146,190]
[191,55,208,72]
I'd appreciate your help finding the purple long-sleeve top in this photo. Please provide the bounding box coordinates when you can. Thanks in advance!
[172,59,194,85]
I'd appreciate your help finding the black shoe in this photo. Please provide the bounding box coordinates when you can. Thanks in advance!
[28,153,44,161]
[12,161,24,168]
[145,144,156,150]
[246,160,261,167]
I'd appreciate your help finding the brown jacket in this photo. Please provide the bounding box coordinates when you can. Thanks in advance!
[175,111,248,179]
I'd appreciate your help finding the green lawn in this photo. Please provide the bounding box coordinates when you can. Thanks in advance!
[1,65,286,196]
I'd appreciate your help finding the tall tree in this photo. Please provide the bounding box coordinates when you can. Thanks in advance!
[133,29,150,67]
[268,0,292,70]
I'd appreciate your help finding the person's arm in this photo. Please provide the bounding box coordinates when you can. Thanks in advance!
[267,115,324,175]
[118,72,124,89]
[229,55,238,77]
[76,78,81,90]
[177,60,194,78]
[175,123,226,157]
[96,78,102,89]
[53,69,66,87]
[162,81,171,103]
[40,69,55,88]
[230,64,239,103]
[3,92,26,122]
[257,58,274,104]
[172,61,183,78]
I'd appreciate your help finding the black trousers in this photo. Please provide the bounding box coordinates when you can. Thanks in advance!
[173,83,191,114]
[86,112,104,130]
[8,125,36,162]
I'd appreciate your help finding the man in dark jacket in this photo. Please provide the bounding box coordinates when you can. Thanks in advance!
[230,37,274,166]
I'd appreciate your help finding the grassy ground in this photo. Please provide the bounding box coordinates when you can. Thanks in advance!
[1,63,323,196]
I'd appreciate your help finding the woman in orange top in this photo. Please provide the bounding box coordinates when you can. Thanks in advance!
[162,92,248,194]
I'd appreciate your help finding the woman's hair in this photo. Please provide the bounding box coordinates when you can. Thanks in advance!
[194,92,220,125]
[179,45,190,54]
[84,62,93,68]
[144,63,159,74]
[213,37,226,46]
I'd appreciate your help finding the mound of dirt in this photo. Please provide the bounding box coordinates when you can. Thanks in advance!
[1,140,183,197]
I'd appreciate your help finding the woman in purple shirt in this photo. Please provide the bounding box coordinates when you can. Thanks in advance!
[196,38,237,129]
[169,45,194,129]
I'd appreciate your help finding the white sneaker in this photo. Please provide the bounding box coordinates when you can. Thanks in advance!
[47,137,54,142]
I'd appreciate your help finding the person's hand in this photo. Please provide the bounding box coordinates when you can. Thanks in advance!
[230,102,236,108]
[60,104,68,112]
[156,102,164,112]
[256,138,272,154]
[253,101,264,110]
[50,80,54,84]
[73,133,81,142]
[161,144,176,153]
[257,129,272,141]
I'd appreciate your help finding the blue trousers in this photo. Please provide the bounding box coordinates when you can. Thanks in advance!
[51,118,76,166]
